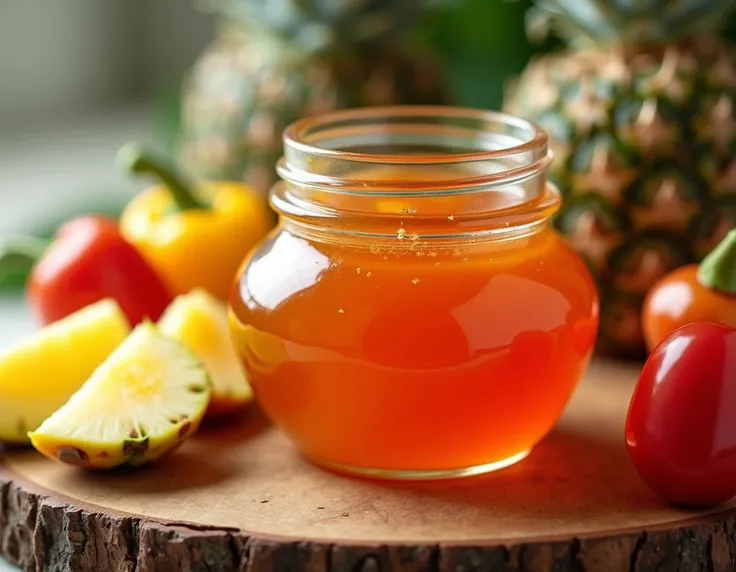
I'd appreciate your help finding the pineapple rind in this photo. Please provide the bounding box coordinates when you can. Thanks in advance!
[506,38,736,355]
[529,0,736,45]
[178,25,448,196]
[28,323,211,469]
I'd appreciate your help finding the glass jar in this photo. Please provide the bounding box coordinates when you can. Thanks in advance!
[228,106,599,480]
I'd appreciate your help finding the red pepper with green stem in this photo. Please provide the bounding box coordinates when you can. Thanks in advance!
[642,229,736,352]
[0,215,173,325]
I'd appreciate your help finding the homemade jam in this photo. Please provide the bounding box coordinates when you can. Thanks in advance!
[229,107,599,479]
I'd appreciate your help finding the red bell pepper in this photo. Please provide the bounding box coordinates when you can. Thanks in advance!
[0,215,172,325]
[626,322,736,507]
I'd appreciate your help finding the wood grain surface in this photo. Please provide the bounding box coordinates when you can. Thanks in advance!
[1,359,735,572]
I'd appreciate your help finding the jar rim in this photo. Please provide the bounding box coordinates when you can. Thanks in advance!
[282,105,548,165]
[273,105,558,244]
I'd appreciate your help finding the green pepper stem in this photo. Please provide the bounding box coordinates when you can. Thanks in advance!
[697,229,736,294]
[117,143,206,211]
[0,236,49,276]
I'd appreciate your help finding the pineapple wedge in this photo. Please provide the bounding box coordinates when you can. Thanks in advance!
[29,323,210,469]
[0,298,130,444]
[158,289,253,418]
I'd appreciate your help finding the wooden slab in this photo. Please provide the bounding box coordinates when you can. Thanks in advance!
[2,359,736,572]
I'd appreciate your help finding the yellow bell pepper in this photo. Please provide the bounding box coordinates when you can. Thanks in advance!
[117,144,274,301]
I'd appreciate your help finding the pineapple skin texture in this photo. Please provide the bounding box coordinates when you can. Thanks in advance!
[178,27,449,196]
[28,323,211,470]
[505,38,736,357]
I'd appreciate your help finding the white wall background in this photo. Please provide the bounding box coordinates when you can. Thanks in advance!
[0,0,216,134]
[0,0,218,235]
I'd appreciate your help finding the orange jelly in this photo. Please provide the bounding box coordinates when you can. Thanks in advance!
[229,107,599,479]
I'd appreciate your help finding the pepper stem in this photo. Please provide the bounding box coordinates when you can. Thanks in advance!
[117,143,206,211]
[0,236,49,276]
[697,229,736,294]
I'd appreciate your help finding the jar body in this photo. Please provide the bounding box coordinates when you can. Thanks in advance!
[229,222,598,477]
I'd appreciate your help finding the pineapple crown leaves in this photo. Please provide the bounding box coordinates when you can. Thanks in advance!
[526,0,736,48]
[196,0,456,53]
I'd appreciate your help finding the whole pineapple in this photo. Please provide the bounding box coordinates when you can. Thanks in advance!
[505,0,736,357]
[179,0,449,195]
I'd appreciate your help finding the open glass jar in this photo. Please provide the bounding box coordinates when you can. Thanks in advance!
[228,106,599,480]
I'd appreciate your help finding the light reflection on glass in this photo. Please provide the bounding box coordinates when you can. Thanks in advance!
[243,232,330,311]
[451,274,570,352]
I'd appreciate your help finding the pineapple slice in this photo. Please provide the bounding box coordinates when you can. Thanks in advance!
[158,289,253,418]
[29,323,210,469]
[0,298,130,444]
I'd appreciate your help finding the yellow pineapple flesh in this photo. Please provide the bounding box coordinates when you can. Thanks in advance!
[29,323,210,469]
[158,289,253,418]
[0,299,130,443]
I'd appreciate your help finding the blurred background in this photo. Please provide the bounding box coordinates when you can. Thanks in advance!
[0,0,552,342]
[0,0,556,345]
[0,0,215,234]
[0,0,735,358]
[0,0,546,234]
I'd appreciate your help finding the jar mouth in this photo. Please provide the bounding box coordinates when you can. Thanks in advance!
[277,106,552,196]
[282,105,549,165]
[273,106,558,243]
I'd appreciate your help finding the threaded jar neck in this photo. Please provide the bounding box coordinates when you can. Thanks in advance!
[271,106,558,242]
